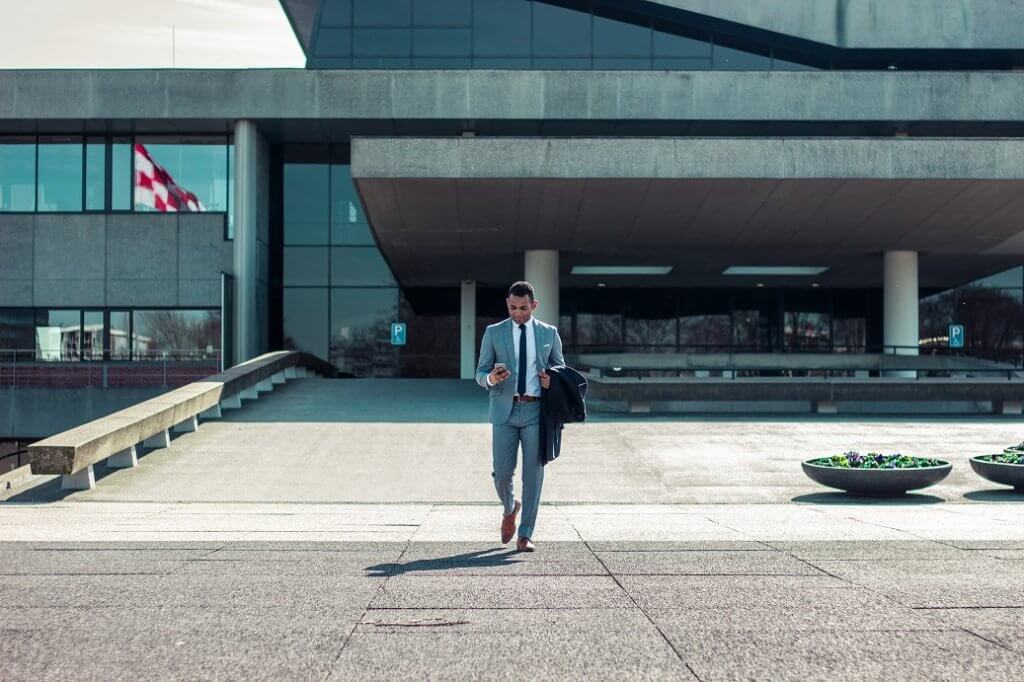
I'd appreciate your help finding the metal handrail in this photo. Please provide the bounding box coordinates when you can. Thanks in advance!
[0,349,221,389]
[586,366,1024,381]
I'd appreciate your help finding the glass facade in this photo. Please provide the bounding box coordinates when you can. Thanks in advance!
[0,135,232,229]
[279,144,401,377]
[0,308,220,362]
[309,0,800,70]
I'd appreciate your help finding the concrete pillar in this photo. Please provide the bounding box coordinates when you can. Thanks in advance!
[883,251,919,378]
[524,250,559,324]
[240,385,259,401]
[61,465,95,491]
[107,446,138,469]
[271,371,286,385]
[233,119,260,364]
[461,280,477,380]
[256,378,274,393]
[284,367,298,380]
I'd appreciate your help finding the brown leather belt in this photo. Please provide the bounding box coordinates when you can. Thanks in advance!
[513,395,541,403]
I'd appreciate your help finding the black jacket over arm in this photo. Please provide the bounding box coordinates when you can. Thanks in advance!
[539,365,588,465]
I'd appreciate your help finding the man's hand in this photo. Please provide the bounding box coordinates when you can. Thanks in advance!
[489,367,510,384]
[538,369,550,390]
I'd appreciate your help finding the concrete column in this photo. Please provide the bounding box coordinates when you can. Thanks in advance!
[883,251,919,378]
[233,119,260,364]
[524,250,559,324]
[60,465,95,491]
[461,280,477,380]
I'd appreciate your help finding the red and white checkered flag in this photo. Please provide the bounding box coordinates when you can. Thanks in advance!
[134,143,205,212]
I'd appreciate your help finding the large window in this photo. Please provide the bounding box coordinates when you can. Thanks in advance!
[310,0,812,71]
[0,308,220,362]
[279,144,400,376]
[0,137,36,212]
[0,135,232,225]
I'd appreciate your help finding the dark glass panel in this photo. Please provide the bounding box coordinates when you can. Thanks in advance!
[398,287,459,377]
[283,163,329,244]
[330,165,373,244]
[353,28,411,56]
[576,289,622,349]
[919,289,955,354]
[330,287,399,376]
[472,0,531,56]
[713,44,771,70]
[679,291,731,351]
[36,310,80,361]
[353,57,412,68]
[85,139,105,211]
[970,266,1023,288]
[472,57,531,68]
[624,292,676,349]
[413,57,473,68]
[593,14,650,57]
[958,287,1024,364]
[593,58,650,69]
[784,291,830,350]
[314,28,352,56]
[37,137,83,212]
[330,247,396,287]
[532,2,591,57]
[533,58,592,69]
[0,309,36,352]
[111,138,132,211]
[283,288,329,359]
[732,290,780,351]
[653,28,711,58]
[832,290,868,353]
[413,0,471,26]
[0,137,35,212]
[132,310,220,361]
[354,0,411,26]
[110,311,130,359]
[652,57,711,70]
[82,311,104,360]
[283,247,329,286]
[320,0,352,26]
[134,136,229,212]
[413,28,472,56]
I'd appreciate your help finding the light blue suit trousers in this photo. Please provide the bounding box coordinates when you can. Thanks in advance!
[475,318,564,540]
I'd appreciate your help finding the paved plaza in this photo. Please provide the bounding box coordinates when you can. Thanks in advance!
[3,378,1024,680]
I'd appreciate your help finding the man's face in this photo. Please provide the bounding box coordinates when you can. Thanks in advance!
[507,294,538,325]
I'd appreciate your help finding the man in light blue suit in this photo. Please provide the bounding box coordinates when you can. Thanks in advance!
[476,281,564,552]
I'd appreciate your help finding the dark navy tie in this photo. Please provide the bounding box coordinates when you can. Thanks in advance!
[517,324,527,395]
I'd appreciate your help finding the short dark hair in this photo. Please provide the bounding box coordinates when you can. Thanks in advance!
[507,281,535,302]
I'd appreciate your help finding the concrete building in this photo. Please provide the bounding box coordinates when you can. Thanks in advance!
[4,0,1024,447]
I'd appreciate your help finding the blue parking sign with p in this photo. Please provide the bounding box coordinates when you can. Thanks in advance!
[391,322,407,346]
[948,324,964,349]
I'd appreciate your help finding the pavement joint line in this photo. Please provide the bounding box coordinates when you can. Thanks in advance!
[958,627,1024,656]
[581,535,698,679]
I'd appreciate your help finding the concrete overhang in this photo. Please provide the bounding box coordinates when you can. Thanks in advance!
[654,0,1024,49]
[3,70,1024,124]
[351,137,1024,288]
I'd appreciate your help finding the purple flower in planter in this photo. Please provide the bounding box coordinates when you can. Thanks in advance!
[874,453,885,465]
[845,451,864,467]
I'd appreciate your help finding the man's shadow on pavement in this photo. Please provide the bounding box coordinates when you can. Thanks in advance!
[366,548,522,577]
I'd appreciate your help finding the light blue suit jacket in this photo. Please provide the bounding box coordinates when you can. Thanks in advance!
[476,318,565,425]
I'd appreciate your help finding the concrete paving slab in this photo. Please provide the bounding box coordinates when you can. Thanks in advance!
[618,575,887,610]
[596,550,825,576]
[662,628,1024,682]
[647,604,944,632]
[370,575,634,610]
[328,630,696,681]
[768,540,974,560]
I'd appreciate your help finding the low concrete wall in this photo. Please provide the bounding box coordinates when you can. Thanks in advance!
[0,388,167,439]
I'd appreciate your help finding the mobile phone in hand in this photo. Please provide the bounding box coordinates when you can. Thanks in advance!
[493,362,507,374]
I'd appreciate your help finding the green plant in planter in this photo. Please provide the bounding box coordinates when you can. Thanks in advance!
[1002,442,1024,456]
[808,451,943,469]
[978,450,1024,465]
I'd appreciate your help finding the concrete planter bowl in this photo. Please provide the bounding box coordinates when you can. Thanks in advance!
[970,456,1024,491]
[802,457,952,496]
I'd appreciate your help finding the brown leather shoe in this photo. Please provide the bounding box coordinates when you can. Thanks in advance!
[516,537,536,552]
[501,501,521,544]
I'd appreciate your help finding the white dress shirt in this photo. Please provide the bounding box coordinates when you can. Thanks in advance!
[487,317,540,396]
